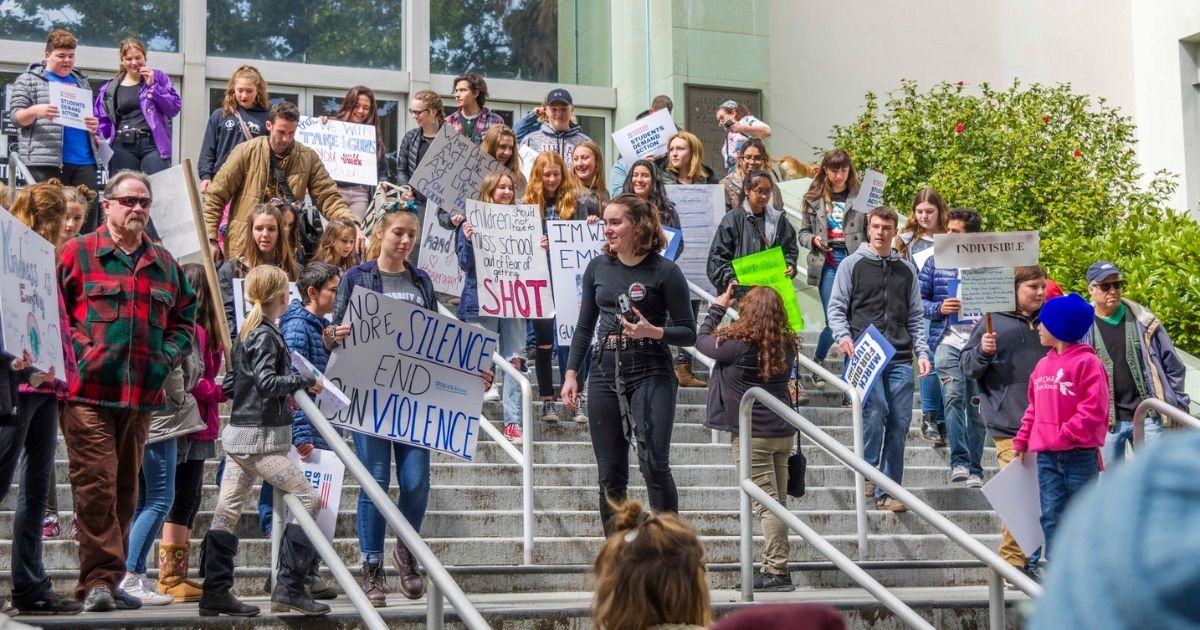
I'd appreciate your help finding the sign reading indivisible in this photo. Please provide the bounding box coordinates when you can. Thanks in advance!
[416,202,465,297]
[546,220,605,345]
[851,169,887,212]
[286,447,345,542]
[731,247,804,332]
[666,184,725,294]
[933,231,1040,269]
[467,200,554,319]
[296,117,378,186]
[612,108,678,166]
[231,278,304,332]
[410,125,511,217]
[48,82,92,131]
[0,210,65,379]
[959,267,1016,313]
[842,325,897,401]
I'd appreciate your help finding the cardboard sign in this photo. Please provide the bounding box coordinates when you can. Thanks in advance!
[731,247,804,332]
[959,266,1016,313]
[612,108,678,165]
[851,169,886,211]
[231,278,304,332]
[48,82,91,130]
[842,325,897,401]
[933,231,1039,269]
[666,184,726,293]
[296,117,378,186]
[290,351,350,414]
[150,163,204,264]
[286,447,345,542]
[416,202,465,296]
[546,220,605,345]
[324,286,497,461]
[0,211,65,378]
[467,200,554,319]
[410,125,511,217]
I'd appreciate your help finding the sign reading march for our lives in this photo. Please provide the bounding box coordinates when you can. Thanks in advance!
[546,220,605,345]
[323,286,498,461]
[410,125,511,218]
[666,184,725,294]
[286,447,344,543]
[416,203,465,296]
[467,200,554,319]
[231,278,304,332]
[48,82,91,131]
[842,325,896,401]
[612,108,678,165]
[0,210,66,379]
[295,117,378,186]
[731,247,804,332]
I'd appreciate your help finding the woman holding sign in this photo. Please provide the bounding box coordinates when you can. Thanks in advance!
[321,86,390,221]
[93,38,181,176]
[561,193,697,535]
[217,204,300,347]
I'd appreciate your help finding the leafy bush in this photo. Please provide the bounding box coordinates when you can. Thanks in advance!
[825,80,1200,353]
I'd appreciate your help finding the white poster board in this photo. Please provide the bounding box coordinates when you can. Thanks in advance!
[611,108,678,165]
[933,231,1040,269]
[982,456,1044,556]
[231,278,304,332]
[290,351,350,414]
[416,203,465,296]
[546,220,605,345]
[0,211,66,378]
[149,163,204,264]
[518,145,539,184]
[48,82,91,130]
[286,447,345,542]
[410,125,510,218]
[666,184,725,294]
[959,266,1016,313]
[295,117,378,186]
[851,169,886,211]
[466,200,554,319]
[324,286,497,461]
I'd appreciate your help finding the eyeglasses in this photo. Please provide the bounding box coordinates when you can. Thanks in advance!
[748,187,772,196]
[1094,280,1124,292]
[110,195,152,208]
[409,108,428,116]
[742,154,765,163]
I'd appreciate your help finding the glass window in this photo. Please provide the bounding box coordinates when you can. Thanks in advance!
[207,0,404,70]
[0,1,179,52]
[431,0,611,87]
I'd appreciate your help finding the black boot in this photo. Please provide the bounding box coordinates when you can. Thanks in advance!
[306,555,337,600]
[921,411,944,446]
[199,531,260,617]
[270,525,331,616]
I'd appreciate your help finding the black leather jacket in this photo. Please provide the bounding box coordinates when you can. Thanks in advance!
[228,319,314,428]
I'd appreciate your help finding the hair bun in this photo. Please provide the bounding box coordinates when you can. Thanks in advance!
[609,500,652,533]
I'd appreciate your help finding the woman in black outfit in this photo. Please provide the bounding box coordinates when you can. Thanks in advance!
[561,193,697,534]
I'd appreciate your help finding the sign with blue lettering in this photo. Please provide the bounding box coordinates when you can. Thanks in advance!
[546,219,605,345]
[612,108,677,165]
[324,286,498,461]
[841,324,896,401]
[0,209,65,379]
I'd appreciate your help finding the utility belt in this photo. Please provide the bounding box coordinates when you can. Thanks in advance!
[117,126,151,144]
[597,335,663,351]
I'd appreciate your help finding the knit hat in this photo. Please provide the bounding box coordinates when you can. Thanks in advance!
[1039,293,1093,343]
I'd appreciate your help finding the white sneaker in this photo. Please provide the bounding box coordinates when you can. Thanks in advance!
[966,474,984,489]
[950,465,969,483]
[120,573,173,606]
[483,383,501,402]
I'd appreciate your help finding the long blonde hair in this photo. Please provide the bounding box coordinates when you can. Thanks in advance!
[666,131,706,183]
[524,151,581,220]
[222,65,269,115]
[572,140,608,205]
[239,265,289,342]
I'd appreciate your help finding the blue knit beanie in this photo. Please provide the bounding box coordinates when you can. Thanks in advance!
[1039,293,1093,343]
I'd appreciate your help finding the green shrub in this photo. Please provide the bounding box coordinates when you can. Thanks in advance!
[825,80,1200,353]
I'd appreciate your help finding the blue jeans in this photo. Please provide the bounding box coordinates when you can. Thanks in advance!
[352,432,431,565]
[127,439,177,574]
[814,264,837,362]
[920,322,944,421]
[936,344,984,476]
[1101,418,1161,469]
[862,361,915,500]
[1036,448,1100,563]
[0,393,58,604]
[472,316,526,428]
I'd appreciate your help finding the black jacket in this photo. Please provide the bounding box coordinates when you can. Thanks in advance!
[0,356,31,426]
[707,203,799,293]
[197,105,269,181]
[697,304,796,438]
[960,310,1048,439]
[228,319,315,428]
[395,127,433,206]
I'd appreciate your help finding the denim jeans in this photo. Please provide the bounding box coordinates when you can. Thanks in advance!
[127,439,177,574]
[862,361,915,501]
[472,316,527,428]
[0,393,58,603]
[814,264,838,362]
[920,323,944,421]
[1101,418,1162,469]
[352,432,431,564]
[1036,448,1100,563]
[936,344,985,476]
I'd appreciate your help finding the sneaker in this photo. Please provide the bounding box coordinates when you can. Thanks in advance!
[752,569,795,593]
[14,591,82,616]
[41,515,60,539]
[808,373,827,390]
[502,423,523,443]
[82,585,115,612]
[950,465,969,483]
[113,588,144,610]
[539,400,559,423]
[119,573,172,606]
[864,480,876,498]
[788,379,810,407]
[966,474,984,489]
[877,497,908,513]
[483,383,501,402]
[573,390,588,424]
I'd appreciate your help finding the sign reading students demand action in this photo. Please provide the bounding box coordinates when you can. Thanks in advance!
[323,286,497,461]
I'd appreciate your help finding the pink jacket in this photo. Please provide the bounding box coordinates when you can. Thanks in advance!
[1013,343,1110,453]
[19,293,76,399]
[189,325,225,442]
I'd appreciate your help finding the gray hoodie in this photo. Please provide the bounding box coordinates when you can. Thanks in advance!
[827,243,929,363]
[960,310,1048,438]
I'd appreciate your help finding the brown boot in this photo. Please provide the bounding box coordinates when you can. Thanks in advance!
[392,541,426,600]
[788,379,810,407]
[675,363,707,387]
[157,543,203,602]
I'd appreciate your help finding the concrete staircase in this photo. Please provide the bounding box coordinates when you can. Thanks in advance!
[0,339,1029,628]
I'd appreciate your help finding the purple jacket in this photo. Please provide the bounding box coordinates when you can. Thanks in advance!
[94,69,181,159]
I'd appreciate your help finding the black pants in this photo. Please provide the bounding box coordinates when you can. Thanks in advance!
[587,344,679,534]
[166,457,205,528]
[110,134,170,176]
[0,393,59,603]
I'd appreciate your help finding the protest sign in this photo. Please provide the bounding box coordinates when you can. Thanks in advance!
[0,210,65,378]
[416,202,465,296]
[731,247,804,332]
[612,108,677,165]
[467,200,554,319]
[286,447,345,542]
[547,220,605,345]
[666,184,725,293]
[851,169,886,211]
[149,162,204,265]
[959,266,1015,313]
[410,125,510,217]
[933,231,1039,269]
[290,351,350,414]
[946,278,983,325]
[982,456,1044,556]
[231,279,304,332]
[48,82,91,130]
[324,286,497,461]
[518,144,538,184]
[661,226,682,261]
[296,117,378,186]
[842,325,897,401]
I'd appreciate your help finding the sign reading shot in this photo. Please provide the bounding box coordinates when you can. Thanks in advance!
[467,200,554,319]
[324,286,497,461]
[612,108,678,165]
[933,231,1039,269]
[547,220,605,345]
[295,117,378,186]
[842,325,897,400]
[416,202,465,296]
[0,210,65,378]
[48,82,92,130]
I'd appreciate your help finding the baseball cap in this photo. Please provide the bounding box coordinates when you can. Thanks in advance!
[720,99,738,110]
[1086,261,1121,285]
[545,88,573,105]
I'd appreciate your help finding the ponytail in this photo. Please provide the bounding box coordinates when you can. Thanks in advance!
[238,265,289,342]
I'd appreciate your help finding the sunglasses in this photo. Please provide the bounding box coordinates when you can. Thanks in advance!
[1093,280,1124,292]
[409,108,428,116]
[110,195,152,208]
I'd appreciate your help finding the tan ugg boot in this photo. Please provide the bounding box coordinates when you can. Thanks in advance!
[157,543,204,602]
[675,363,707,388]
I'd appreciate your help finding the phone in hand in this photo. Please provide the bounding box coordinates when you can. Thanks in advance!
[618,293,639,323]
[722,119,735,130]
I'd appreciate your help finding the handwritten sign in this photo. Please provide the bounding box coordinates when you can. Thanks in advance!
[612,108,678,165]
[946,278,983,325]
[324,286,497,461]
[0,210,65,378]
[547,220,605,345]
[410,125,511,217]
[231,278,304,332]
[416,202,465,296]
[959,267,1015,313]
[933,231,1039,269]
[666,184,725,293]
[731,247,803,332]
[150,163,204,264]
[48,82,91,131]
[842,325,897,401]
[290,351,350,414]
[467,200,554,319]
[296,117,378,186]
[286,447,345,542]
[851,169,886,211]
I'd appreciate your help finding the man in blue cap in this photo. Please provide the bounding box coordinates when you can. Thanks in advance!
[518,88,591,168]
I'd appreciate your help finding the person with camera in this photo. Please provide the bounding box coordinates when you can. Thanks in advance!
[560,193,697,535]
[94,38,180,176]
[697,284,799,592]
[715,100,772,175]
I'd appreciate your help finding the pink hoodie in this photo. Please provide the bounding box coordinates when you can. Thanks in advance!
[1013,343,1110,453]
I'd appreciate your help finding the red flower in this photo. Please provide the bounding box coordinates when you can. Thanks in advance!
[956,81,964,87]
[1073,150,1082,158]
[859,122,868,130]
[1042,115,1050,124]
[954,123,965,134]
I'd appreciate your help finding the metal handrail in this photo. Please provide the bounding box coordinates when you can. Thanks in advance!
[1133,397,1200,446]
[436,302,535,564]
[737,388,1040,630]
[5,153,33,189]
[292,391,491,629]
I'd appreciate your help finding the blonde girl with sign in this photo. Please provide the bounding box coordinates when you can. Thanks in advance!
[199,264,325,618]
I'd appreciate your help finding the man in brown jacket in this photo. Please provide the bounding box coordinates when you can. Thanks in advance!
[203,101,360,259]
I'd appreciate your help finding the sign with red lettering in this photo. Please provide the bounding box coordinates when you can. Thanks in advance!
[295,117,378,186]
[933,231,1039,269]
[467,200,554,319]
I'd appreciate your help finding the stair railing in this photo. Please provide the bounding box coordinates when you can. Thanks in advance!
[737,387,1041,630]
[1132,397,1200,445]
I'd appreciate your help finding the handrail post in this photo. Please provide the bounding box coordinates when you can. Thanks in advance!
[491,352,536,566]
[1133,397,1200,448]
[270,486,284,592]
[427,579,444,629]
[988,567,1005,630]
[738,410,754,602]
